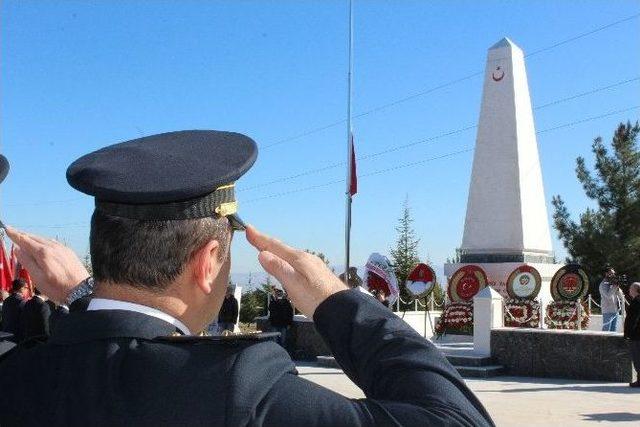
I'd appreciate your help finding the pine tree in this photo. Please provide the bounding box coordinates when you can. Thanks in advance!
[390,197,420,305]
[552,121,640,294]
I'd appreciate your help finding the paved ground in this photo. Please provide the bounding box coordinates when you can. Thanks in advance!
[297,364,640,426]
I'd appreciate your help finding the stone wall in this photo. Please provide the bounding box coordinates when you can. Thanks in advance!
[491,327,636,382]
[256,311,441,359]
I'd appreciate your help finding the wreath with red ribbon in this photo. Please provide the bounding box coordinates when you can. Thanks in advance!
[544,300,590,329]
[434,301,473,338]
[503,298,541,328]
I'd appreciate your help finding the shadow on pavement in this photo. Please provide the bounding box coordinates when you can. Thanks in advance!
[581,412,640,422]
[483,385,638,394]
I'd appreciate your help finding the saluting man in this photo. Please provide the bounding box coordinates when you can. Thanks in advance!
[0,130,494,426]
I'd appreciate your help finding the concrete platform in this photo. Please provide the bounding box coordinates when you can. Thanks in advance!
[298,363,640,426]
[319,339,505,378]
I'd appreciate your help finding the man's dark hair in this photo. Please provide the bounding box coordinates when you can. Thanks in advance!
[11,279,26,293]
[90,210,231,291]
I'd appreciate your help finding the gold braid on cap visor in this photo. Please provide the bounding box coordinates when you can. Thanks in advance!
[95,183,239,221]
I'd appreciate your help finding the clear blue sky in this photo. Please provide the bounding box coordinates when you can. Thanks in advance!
[2,1,639,286]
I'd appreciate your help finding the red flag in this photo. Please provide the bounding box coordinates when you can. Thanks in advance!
[349,133,357,196]
[0,241,13,295]
[9,244,17,278]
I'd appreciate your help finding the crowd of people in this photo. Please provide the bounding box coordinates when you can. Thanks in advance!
[0,279,67,344]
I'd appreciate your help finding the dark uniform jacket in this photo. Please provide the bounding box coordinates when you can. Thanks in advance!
[268,297,294,328]
[624,295,640,340]
[1,293,25,342]
[20,296,52,341]
[0,289,494,426]
[219,295,239,324]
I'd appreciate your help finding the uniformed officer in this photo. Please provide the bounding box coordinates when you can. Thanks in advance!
[0,130,494,426]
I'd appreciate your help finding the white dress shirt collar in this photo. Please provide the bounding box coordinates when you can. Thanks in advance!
[87,298,191,335]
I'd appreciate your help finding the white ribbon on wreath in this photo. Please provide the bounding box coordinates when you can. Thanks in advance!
[504,306,540,324]
[544,302,587,328]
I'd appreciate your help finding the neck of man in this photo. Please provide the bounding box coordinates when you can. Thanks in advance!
[93,281,205,333]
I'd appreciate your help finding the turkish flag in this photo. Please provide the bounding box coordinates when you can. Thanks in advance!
[9,244,17,278]
[349,133,357,196]
[0,241,13,296]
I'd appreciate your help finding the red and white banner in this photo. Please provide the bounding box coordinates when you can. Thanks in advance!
[364,253,399,304]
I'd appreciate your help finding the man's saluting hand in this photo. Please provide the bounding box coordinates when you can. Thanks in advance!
[5,226,89,304]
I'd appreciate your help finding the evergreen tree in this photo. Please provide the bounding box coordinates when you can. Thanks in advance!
[390,197,420,306]
[552,121,640,295]
[239,276,273,324]
[239,288,267,323]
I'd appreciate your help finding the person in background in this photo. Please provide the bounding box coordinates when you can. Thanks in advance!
[372,289,390,308]
[268,288,294,348]
[0,291,8,325]
[599,267,624,331]
[217,286,239,334]
[624,282,640,388]
[1,279,27,342]
[20,288,52,341]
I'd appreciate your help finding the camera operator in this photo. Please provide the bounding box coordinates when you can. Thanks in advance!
[624,282,640,387]
[599,267,625,332]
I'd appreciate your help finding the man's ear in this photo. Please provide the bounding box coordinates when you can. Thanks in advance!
[191,239,221,295]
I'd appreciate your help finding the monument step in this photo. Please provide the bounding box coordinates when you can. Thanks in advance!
[453,365,504,378]
[445,355,495,367]
[317,355,504,378]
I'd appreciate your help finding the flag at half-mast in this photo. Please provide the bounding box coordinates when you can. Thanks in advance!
[349,133,357,196]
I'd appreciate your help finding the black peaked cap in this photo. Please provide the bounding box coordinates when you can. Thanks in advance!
[66,130,257,219]
[0,155,9,184]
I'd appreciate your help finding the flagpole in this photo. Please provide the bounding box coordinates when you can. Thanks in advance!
[343,0,354,284]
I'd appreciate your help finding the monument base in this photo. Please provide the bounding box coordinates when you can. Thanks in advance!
[491,327,636,382]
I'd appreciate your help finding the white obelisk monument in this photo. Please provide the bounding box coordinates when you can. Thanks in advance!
[444,38,562,302]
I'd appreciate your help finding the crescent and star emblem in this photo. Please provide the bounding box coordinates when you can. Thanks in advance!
[492,66,504,82]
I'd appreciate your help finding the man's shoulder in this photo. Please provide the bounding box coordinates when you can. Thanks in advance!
[0,333,297,425]
[153,331,280,346]
[0,336,46,368]
[1,331,293,379]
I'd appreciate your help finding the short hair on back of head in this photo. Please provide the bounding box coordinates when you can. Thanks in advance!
[90,210,231,291]
[11,279,26,293]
